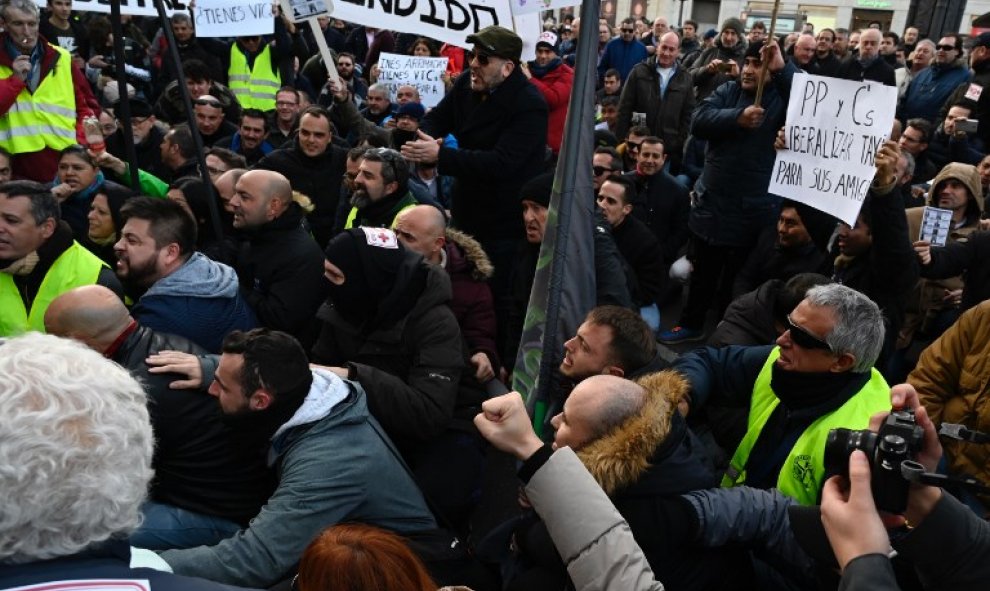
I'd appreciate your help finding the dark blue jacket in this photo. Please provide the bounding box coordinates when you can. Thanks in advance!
[899,61,971,122]
[0,541,258,590]
[689,62,799,247]
[597,37,649,82]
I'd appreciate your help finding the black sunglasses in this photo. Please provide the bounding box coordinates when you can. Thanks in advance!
[621,28,635,33]
[626,140,642,151]
[786,314,832,351]
[593,166,614,176]
[935,44,956,51]
[470,50,494,66]
[194,98,223,109]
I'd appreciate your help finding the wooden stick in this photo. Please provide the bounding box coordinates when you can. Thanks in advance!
[753,0,781,107]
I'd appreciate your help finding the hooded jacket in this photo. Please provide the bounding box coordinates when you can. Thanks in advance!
[132,252,257,353]
[161,371,437,587]
[901,163,984,346]
[513,371,752,590]
[445,228,499,370]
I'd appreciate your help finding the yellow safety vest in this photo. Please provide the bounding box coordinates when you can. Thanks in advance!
[721,347,891,505]
[0,45,77,154]
[344,194,418,231]
[0,241,106,336]
[228,44,280,111]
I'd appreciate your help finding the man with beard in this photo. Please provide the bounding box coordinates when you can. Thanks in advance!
[255,106,349,247]
[155,328,437,587]
[522,30,573,154]
[228,170,327,348]
[341,147,418,230]
[360,83,395,126]
[106,97,170,181]
[214,108,275,166]
[838,28,896,86]
[113,197,256,353]
[44,285,273,550]
[402,26,548,303]
[0,180,121,336]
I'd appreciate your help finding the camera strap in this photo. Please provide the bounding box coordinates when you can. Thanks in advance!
[939,423,990,444]
[900,460,990,495]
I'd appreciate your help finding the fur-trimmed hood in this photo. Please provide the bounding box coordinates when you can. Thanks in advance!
[445,228,494,281]
[576,371,712,496]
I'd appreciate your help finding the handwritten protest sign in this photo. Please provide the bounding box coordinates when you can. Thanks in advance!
[331,0,513,49]
[195,0,275,37]
[769,73,897,226]
[377,52,448,107]
[35,0,188,17]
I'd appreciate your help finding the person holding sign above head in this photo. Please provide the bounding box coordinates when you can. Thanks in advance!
[659,39,798,345]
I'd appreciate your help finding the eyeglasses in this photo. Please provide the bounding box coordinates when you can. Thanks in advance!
[592,166,614,176]
[785,314,832,351]
[470,50,494,66]
[935,44,956,51]
[194,98,223,109]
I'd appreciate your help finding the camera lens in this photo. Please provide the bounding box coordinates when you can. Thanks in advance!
[824,428,878,477]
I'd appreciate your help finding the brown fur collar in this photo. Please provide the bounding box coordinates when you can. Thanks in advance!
[446,228,494,281]
[576,371,687,496]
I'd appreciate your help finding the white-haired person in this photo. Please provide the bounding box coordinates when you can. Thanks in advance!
[0,333,258,590]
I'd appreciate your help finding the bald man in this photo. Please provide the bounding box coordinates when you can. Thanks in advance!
[394,205,499,382]
[44,285,274,551]
[228,169,328,348]
[480,372,738,589]
[791,33,817,72]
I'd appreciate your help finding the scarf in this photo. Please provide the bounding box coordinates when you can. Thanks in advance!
[0,251,39,276]
[529,57,562,78]
[53,170,106,203]
[769,364,867,411]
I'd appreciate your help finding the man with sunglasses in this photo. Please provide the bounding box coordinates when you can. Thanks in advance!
[673,283,892,505]
[597,17,648,83]
[401,26,547,301]
[899,34,970,123]
[193,94,237,148]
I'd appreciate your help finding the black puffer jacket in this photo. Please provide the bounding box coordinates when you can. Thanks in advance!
[312,260,481,451]
[114,324,274,524]
[233,202,328,349]
[254,138,349,248]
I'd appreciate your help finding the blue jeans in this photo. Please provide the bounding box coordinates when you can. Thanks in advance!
[640,304,661,333]
[130,501,241,550]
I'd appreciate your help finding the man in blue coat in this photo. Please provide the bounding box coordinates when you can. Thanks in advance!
[597,17,649,82]
[899,34,970,123]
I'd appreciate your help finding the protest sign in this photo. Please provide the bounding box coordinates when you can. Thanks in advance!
[769,73,897,227]
[195,0,275,37]
[331,0,513,49]
[286,0,331,20]
[37,0,188,17]
[377,52,448,107]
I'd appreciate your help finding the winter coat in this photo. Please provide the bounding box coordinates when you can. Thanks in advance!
[616,57,694,165]
[910,300,990,511]
[812,52,842,77]
[514,372,752,590]
[312,262,475,448]
[732,228,826,298]
[420,68,548,244]
[689,62,798,247]
[114,324,274,523]
[254,138,349,247]
[625,170,691,262]
[709,278,783,348]
[921,230,990,312]
[523,447,665,591]
[161,371,437,586]
[612,214,665,307]
[107,124,171,182]
[0,541,259,591]
[938,58,990,124]
[837,56,896,87]
[445,229,499,370]
[529,59,574,154]
[926,127,986,170]
[132,252,257,353]
[597,37,649,82]
[901,162,984,346]
[154,80,241,125]
[899,59,971,123]
[232,202,328,349]
[689,38,747,100]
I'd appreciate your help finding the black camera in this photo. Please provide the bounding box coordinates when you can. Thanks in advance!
[824,410,924,514]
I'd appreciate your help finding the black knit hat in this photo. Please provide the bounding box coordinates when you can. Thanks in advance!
[519,171,555,208]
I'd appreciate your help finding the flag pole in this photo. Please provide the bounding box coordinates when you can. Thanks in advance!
[753,0,781,106]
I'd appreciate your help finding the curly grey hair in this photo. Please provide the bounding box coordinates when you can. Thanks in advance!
[0,333,154,564]
[805,283,884,373]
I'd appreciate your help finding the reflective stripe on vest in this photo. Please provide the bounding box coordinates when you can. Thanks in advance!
[228,45,280,111]
[344,196,418,230]
[0,45,77,154]
[720,347,892,505]
[0,242,106,336]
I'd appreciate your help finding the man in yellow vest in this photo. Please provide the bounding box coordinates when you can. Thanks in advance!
[0,0,97,182]
[224,12,292,113]
[0,180,122,336]
[673,283,892,505]
[343,147,418,231]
